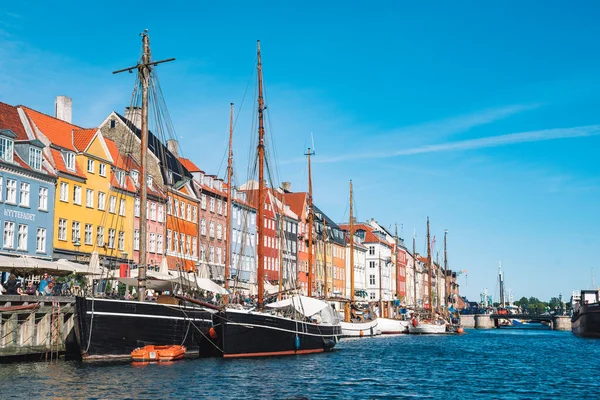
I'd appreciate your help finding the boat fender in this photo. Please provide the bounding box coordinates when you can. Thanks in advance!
[209,327,217,339]
[457,327,464,334]
[359,330,364,337]
[412,317,418,328]
[294,334,301,350]
[370,327,373,336]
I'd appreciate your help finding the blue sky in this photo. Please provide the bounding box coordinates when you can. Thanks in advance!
[1,1,599,302]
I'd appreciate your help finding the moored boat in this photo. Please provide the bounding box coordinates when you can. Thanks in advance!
[340,319,380,337]
[131,344,186,362]
[408,317,447,334]
[571,289,600,338]
[377,317,409,334]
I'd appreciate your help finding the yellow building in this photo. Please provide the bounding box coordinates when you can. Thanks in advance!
[21,103,135,268]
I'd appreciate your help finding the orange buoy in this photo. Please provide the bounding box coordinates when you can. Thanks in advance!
[457,327,464,334]
[412,317,418,328]
[209,327,218,339]
[131,345,186,362]
[359,330,364,337]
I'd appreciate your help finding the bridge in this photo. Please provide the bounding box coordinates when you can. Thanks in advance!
[488,313,553,322]
[459,313,571,330]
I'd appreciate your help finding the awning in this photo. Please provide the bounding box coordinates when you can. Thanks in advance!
[266,295,329,317]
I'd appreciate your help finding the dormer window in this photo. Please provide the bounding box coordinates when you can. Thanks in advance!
[147,175,153,189]
[131,170,139,184]
[116,170,125,186]
[63,152,76,171]
[198,173,204,185]
[0,136,14,163]
[29,147,42,171]
[167,170,174,185]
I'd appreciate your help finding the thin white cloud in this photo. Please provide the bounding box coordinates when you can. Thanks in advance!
[317,125,600,163]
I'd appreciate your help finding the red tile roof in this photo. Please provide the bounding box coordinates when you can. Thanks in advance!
[49,148,86,178]
[0,102,28,140]
[21,106,83,151]
[275,191,307,220]
[178,157,201,173]
[73,129,97,152]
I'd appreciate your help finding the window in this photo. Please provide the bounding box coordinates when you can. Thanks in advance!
[200,245,206,261]
[201,219,207,236]
[174,199,179,217]
[17,224,28,250]
[29,147,42,170]
[87,159,94,173]
[147,175,153,189]
[108,229,115,248]
[59,182,68,202]
[119,199,126,216]
[150,203,156,220]
[134,230,140,251]
[19,182,30,207]
[84,224,92,245]
[369,292,376,300]
[72,221,80,244]
[174,232,179,254]
[209,221,215,238]
[134,198,140,217]
[110,119,116,128]
[58,219,67,241]
[0,176,3,202]
[369,246,375,255]
[370,261,376,269]
[6,179,17,203]
[217,200,222,215]
[0,137,14,162]
[167,197,173,215]
[98,192,106,210]
[157,234,163,254]
[118,231,125,251]
[192,237,197,257]
[73,185,82,205]
[209,197,215,213]
[86,189,94,208]
[96,226,104,246]
[116,170,125,186]
[201,194,207,210]
[63,152,76,171]
[158,205,164,222]
[166,230,172,252]
[192,206,197,222]
[209,246,215,263]
[180,201,185,219]
[131,170,139,184]
[187,204,191,221]
[186,235,191,255]
[109,196,116,213]
[217,247,222,264]
[180,233,185,254]
[149,233,156,253]
[99,163,106,177]
[36,228,46,252]
[370,275,376,285]
[38,187,48,211]
[3,221,14,248]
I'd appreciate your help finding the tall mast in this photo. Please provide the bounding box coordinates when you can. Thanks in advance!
[278,194,285,300]
[323,218,328,299]
[256,40,265,309]
[224,102,234,305]
[113,30,174,302]
[305,147,315,297]
[499,262,505,308]
[427,217,433,319]
[413,233,417,308]
[444,229,448,317]
[378,234,383,317]
[395,223,399,303]
[349,180,354,303]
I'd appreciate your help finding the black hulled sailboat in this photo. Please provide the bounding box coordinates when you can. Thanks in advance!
[211,41,341,358]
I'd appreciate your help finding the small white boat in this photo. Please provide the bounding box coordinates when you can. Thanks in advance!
[340,319,380,337]
[377,317,409,334]
[408,318,447,334]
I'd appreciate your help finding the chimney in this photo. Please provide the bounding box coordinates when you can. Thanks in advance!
[55,96,72,123]
[124,106,142,129]
[281,181,291,192]
[167,139,179,156]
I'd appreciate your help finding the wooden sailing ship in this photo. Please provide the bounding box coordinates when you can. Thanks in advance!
[212,41,341,357]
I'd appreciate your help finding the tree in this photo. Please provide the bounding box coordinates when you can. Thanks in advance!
[515,297,529,307]
[548,297,561,310]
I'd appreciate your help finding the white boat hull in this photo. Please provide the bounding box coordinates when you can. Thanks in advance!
[408,322,447,334]
[377,317,409,334]
[340,319,380,337]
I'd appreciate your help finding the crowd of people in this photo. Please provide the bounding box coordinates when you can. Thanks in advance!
[0,273,69,296]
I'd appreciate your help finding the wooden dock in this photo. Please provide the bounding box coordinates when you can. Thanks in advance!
[0,295,77,361]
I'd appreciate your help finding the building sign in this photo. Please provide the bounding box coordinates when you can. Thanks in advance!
[4,209,36,221]
[73,255,90,262]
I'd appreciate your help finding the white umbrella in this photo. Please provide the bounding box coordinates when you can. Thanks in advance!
[266,295,329,317]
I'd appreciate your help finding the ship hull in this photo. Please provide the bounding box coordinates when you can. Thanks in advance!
[572,303,600,338]
[340,319,380,337]
[408,322,447,334]
[377,317,409,334]
[74,297,218,360]
[214,309,341,358]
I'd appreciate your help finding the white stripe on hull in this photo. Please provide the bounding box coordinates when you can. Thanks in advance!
[339,319,380,337]
[408,322,447,334]
[377,318,409,334]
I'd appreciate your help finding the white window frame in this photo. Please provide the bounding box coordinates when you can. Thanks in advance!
[109,196,116,214]
[87,159,94,173]
[3,221,15,248]
[86,189,94,208]
[0,137,14,162]
[59,182,68,202]
[17,225,28,254]
[29,147,42,170]
[133,230,140,251]
[84,224,93,245]
[96,226,104,246]
[6,179,17,204]
[36,228,46,253]
[119,199,126,216]
[118,231,125,251]
[58,218,67,241]
[19,182,30,207]
[99,163,106,177]
[38,187,48,211]
[73,185,82,205]
[98,192,106,210]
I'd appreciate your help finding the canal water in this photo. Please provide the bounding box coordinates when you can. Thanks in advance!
[1,328,597,399]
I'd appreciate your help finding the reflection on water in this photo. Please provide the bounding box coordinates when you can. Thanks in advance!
[1,329,598,399]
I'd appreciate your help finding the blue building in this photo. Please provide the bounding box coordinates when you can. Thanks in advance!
[0,103,56,261]
[230,189,257,287]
